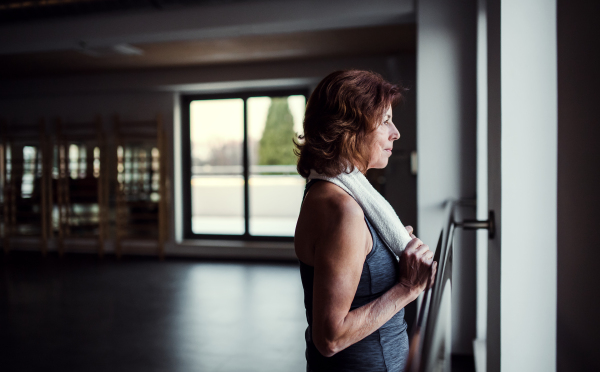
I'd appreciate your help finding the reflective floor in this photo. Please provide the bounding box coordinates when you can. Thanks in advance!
[0,253,307,372]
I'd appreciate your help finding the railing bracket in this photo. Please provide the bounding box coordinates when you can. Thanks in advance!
[455,210,495,239]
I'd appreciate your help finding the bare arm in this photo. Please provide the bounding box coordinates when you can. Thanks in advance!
[311,198,436,357]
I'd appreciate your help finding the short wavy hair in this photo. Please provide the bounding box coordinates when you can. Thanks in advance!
[295,70,404,178]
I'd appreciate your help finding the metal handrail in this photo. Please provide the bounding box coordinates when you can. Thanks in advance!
[406,200,494,372]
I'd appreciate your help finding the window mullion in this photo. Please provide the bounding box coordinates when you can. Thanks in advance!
[243,97,250,237]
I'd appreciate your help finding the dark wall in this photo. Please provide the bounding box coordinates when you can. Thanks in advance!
[557,0,600,371]
[384,53,418,230]
[385,53,419,333]
[364,53,418,335]
[486,0,501,370]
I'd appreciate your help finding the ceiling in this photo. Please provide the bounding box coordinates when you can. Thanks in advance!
[0,0,255,24]
[0,24,415,78]
[0,0,415,79]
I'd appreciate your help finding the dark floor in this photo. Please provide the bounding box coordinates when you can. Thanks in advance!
[0,252,307,372]
[0,252,474,372]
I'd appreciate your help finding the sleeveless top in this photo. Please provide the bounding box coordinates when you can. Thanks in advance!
[298,180,409,372]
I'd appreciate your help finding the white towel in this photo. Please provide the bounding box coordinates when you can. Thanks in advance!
[308,169,412,258]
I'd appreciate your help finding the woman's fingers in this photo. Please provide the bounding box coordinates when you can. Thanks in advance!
[422,251,434,263]
[405,225,417,240]
[428,262,438,288]
[414,244,430,259]
[405,238,423,252]
[399,242,437,293]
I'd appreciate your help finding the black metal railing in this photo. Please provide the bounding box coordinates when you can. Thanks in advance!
[406,200,494,372]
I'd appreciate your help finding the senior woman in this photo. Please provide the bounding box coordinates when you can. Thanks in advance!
[294,70,437,372]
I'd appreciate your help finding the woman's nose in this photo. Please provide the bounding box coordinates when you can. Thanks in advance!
[391,124,400,140]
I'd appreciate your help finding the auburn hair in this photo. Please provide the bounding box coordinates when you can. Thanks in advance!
[295,70,404,178]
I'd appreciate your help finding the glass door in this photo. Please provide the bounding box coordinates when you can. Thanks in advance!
[183,90,307,240]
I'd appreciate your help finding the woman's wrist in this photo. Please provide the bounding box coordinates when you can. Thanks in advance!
[394,282,421,305]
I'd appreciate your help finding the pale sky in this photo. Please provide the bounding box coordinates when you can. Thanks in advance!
[190,95,306,145]
[190,98,244,145]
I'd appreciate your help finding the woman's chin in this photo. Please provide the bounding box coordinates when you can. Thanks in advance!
[369,160,389,170]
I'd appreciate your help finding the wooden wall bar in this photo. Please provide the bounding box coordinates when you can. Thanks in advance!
[0,114,169,258]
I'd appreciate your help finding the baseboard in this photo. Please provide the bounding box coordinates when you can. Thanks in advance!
[172,239,297,260]
[3,237,298,261]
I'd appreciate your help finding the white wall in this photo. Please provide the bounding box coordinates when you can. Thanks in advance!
[487,0,557,371]
[417,0,477,355]
[474,0,489,369]
[476,0,489,345]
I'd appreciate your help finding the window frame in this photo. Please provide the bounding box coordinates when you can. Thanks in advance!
[181,88,309,242]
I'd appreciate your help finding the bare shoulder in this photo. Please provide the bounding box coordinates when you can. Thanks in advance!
[307,181,364,220]
[295,181,368,265]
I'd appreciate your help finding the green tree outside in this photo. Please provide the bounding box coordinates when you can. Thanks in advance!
[258,97,297,166]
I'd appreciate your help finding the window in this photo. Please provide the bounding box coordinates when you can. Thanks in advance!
[181,90,308,241]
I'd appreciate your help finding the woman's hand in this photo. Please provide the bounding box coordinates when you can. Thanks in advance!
[399,226,437,297]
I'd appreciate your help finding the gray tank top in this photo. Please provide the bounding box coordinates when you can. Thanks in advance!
[298,180,409,372]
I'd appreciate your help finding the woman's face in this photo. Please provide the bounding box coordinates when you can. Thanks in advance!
[367,105,400,169]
